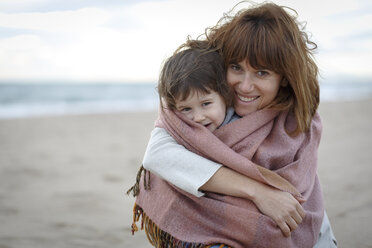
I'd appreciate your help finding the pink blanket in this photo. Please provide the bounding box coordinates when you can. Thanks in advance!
[134,108,324,248]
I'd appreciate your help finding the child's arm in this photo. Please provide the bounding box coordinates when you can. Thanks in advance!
[201,166,305,237]
[143,127,222,197]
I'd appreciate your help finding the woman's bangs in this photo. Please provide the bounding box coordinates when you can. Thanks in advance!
[227,23,283,73]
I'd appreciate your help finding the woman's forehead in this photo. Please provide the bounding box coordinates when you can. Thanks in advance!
[230,56,275,70]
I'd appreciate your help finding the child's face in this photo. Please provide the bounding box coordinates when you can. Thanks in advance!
[175,90,226,132]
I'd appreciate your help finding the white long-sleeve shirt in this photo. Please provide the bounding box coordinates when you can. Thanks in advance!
[142,127,221,197]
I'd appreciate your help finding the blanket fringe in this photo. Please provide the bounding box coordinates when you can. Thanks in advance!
[126,164,151,197]
[131,203,232,248]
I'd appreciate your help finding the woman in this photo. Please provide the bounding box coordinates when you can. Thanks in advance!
[132,2,336,247]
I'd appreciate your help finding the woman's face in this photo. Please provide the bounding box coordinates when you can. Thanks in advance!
[227,60,282,117]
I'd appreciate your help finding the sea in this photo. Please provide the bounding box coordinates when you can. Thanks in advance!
[1,80,372,119]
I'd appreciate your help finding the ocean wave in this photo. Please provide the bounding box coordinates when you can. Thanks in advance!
[0,82,371,119]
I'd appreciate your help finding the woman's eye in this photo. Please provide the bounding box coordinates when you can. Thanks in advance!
[257,70,269,77]
[230,64,241,71]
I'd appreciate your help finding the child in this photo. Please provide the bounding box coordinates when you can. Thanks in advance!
[137,39,243,201]
[128,39,241,247]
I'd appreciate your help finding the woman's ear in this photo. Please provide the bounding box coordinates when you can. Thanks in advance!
[280,77,288,87]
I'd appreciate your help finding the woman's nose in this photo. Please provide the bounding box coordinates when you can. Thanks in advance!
[239,74,254,92]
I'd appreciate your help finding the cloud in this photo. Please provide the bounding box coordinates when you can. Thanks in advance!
[0,0,163,13]
[0,0,238,82]
[0,26,35,38]
[0,0,371,82]
[0,8,110,32]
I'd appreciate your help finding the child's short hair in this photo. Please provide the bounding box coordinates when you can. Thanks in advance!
[158,40,231,110]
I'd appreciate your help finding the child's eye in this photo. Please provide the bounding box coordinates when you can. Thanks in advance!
[180,107,191,112]
[202,102,212,107]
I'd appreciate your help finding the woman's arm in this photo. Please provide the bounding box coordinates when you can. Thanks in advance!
[143,127,305,236]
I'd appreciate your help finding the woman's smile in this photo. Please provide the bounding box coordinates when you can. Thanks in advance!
[237,94,260,103]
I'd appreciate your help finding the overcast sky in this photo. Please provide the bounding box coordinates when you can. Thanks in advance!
[0,0,371,83]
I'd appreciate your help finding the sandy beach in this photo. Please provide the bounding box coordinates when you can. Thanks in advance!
[0,99,371,248]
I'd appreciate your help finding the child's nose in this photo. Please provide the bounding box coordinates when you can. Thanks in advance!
[193,111,205,123]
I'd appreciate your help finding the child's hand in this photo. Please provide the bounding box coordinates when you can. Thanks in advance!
[252,184,306,237]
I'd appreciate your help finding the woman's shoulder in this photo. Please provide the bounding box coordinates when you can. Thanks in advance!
[281,110,322,138]
[311,112,322,137]
[221,107,240,126]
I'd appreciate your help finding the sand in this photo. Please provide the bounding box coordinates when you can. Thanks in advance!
[0,99,371,248]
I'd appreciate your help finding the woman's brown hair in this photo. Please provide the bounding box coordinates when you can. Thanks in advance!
[206,2,319,135]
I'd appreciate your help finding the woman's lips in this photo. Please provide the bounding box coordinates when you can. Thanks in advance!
[237,94,259,102]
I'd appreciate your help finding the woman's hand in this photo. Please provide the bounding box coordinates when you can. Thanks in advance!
[251,183,306,237]
[201,166,305,237]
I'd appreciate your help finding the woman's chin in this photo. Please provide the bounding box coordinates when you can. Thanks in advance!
[233,96,261,116]
[234,103,257,117]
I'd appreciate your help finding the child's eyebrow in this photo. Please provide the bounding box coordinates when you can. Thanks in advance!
[201,98,213,102]
[199,95,214,101]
